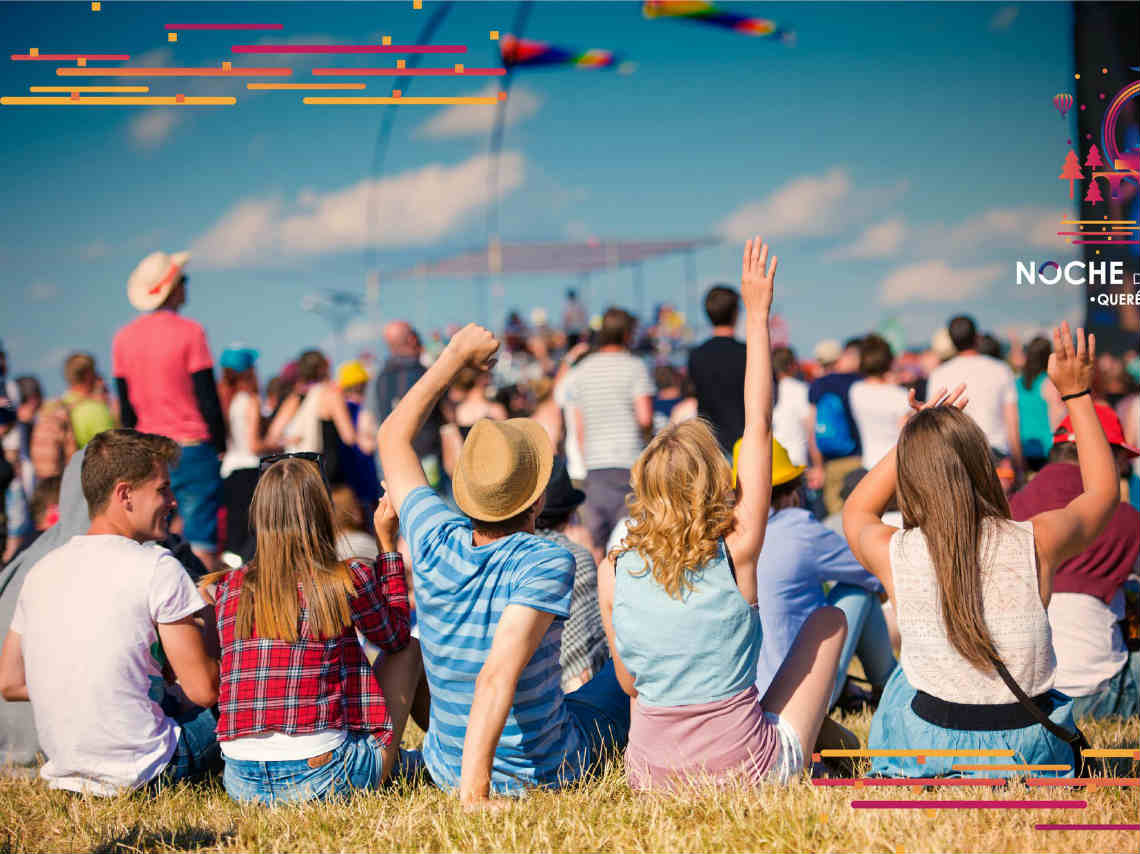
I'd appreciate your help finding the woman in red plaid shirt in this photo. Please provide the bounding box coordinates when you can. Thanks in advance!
[203,457,422,804]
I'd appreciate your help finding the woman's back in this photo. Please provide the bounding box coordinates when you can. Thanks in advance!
[1017,373,1053,461]
[612,541,761,706]
[221,391,258,478]
[891,517,1055,704]
[285,384,324,453]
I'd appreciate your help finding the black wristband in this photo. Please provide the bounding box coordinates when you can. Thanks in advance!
[1061,389,1091,401]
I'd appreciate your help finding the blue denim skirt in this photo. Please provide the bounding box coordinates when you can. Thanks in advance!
[868,667,1077,778]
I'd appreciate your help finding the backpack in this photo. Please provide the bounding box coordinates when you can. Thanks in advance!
[814,392,857,458]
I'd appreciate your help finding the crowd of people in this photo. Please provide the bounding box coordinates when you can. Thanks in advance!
[0,240,1138,807]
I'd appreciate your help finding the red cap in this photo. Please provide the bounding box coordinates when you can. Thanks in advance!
[1053,402,1140,458]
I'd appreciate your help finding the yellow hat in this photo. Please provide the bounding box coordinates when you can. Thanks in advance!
[337,360,369,389]
[732,437,807,488]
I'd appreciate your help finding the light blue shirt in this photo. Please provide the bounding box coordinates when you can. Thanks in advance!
[399,487,583,793]
[754,508,883,695]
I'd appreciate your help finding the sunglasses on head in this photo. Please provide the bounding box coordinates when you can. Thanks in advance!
[258,451,333,495]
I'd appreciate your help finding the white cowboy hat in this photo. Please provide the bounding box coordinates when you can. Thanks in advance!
[127,250,190,311]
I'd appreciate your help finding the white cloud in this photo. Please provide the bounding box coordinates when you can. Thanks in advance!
[128,110,182,149]
[345,318,385,344]
[988,6,1019,31]
[879,260,1004,306]
[27,282,59,302]
[717,169,852,241]
[829,219,906,260]
[190,151,526,269]
[938,206,1069,252]
[416,84,542,139]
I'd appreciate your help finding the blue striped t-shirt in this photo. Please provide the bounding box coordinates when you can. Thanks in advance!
[399,486,584,793]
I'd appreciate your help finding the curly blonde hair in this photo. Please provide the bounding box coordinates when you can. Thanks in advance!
[614,419,736,599]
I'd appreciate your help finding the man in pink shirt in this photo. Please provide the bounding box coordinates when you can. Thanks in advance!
[112,251,225,570]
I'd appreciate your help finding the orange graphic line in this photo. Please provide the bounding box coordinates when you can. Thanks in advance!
[1028,778,1139,787]
[56,67,291,77]
[1,96,235,105]
[12,53,129,60]
[30,85,149,92]
[302,96,501,105]
[1081,749,1140,759]
[1061,220,1138,225]
[247,83,366,90]
[952,764,1071,772]
[819,749,1015,758]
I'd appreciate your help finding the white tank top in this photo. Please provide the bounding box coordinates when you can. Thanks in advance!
[220,391,259,478]
[891,518,1056,704]
[285,384,324,454]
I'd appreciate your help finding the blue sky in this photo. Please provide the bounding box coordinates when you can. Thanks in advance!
[1,1,1106,394]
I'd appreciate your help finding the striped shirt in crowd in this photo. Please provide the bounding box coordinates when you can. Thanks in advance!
[563,352,654,471]
[537,529,610,692]
[399,486,588,793]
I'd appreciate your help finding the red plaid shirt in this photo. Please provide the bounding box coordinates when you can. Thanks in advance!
[214,554,410,748]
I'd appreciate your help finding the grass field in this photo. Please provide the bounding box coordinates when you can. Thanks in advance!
[1,711,1136,853]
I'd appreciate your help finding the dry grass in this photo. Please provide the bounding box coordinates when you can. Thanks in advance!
[1,712,1136,853]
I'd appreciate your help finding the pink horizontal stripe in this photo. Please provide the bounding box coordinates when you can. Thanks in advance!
[1035,824,1140,831]
[167,24,283,30]
[851,800,1086,809]
[12,53,129,60]
[313,67,504,76]
[233,44,467,54]
[1071,240,1140,245]
[1056,231,1136,235]
[812,778,1006,787]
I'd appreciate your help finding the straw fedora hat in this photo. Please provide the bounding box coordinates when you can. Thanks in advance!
[127,250,190,311]
[453,418,554,522]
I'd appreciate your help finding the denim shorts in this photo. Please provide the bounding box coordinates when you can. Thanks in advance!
[1070,649,1140,721]
[222,733,387,805]
[170,443,221,552]
[149,701,220,790]
[868,667,1076,778]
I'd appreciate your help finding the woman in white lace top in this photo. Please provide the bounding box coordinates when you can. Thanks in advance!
[843,322,1119,778]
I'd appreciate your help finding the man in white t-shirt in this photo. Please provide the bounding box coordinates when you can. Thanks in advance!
[562,308,654,553]
[771,347,813,468]
[0,429,219,794]
[928,315,1022,470]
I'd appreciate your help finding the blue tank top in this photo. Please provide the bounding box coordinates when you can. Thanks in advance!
[612,539,762,707]
[1017,374,1052,460]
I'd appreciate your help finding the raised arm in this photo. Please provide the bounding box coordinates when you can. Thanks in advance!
[377,324,499,514]
[1028,324,1118,603]
[725,237,776,570]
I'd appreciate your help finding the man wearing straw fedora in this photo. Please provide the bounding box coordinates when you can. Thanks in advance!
[112,251,225,572]
[378,324,630,808]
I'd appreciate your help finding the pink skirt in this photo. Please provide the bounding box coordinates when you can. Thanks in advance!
[625,685,781,791]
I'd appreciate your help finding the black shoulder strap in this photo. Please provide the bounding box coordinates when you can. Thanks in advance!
[989,656,1080,745]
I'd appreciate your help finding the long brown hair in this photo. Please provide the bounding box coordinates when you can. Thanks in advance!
[896,407,1011,670]
[238,458,355,642]
[618,419,736,598]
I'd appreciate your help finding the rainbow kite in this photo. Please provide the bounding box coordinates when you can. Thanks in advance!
[500,35,616,69]
[643,1,793,41]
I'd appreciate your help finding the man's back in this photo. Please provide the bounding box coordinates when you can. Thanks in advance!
[13,534,203,793]
[688,336,747,454]
[111,311,212,443]
[929,354,1015,453]
[399,486,582,793]
[566,351,654,470]
[375,356,442,460]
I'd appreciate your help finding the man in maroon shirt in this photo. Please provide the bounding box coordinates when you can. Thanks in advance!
[1009,404,1139,719]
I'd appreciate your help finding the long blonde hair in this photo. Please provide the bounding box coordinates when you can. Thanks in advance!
[617,419,736,598]
[237,458,355,642]
[896,406,1012,671]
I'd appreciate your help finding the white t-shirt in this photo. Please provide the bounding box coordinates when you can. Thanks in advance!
[849,380,911,469]
[563,352,654,471]
[1047,590,1128,698]
[220,390,259,479]
[929,354,1017,453]
[772,376,812,467]
[553,376,587,482]
[11,534,206,794]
